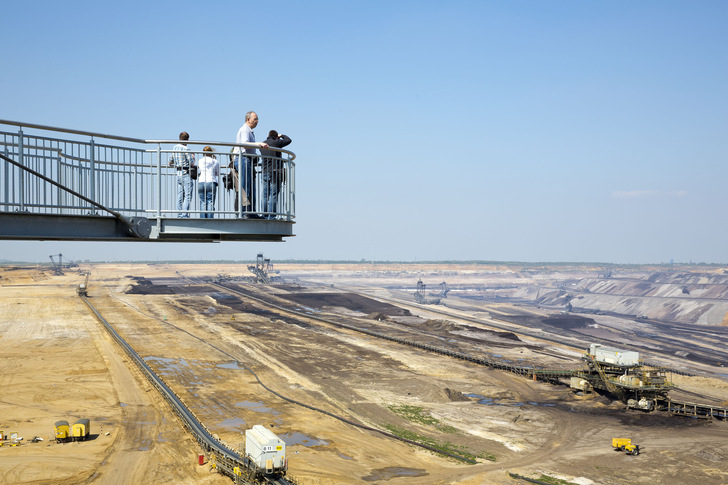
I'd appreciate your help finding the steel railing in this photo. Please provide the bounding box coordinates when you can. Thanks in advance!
[0,120,296,222]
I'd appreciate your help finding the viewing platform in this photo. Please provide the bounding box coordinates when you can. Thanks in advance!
[0,120,296,242]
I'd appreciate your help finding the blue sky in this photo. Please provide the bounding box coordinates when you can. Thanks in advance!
[1,1,726,264]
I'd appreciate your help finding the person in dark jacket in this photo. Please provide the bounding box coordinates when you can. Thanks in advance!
[259,130,292,219]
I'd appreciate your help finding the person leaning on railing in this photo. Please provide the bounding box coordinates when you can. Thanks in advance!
[169,131,196,218]
[197,146,220,219]
[233,111,268,218]
[260,130,292,219]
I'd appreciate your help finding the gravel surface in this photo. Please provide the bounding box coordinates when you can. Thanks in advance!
[1,263,727,485]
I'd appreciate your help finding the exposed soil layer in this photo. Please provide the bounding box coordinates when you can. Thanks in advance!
[264,290,413,317]
[1,263,728,485]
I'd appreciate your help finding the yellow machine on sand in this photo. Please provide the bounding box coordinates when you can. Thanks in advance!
[612,438,640,455]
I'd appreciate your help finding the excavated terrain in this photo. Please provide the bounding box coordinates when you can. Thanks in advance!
[1,263,727,485]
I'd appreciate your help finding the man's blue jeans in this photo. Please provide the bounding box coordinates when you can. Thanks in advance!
[262,172,281,219]
[176,173,193,218]
[234,156,256,214]
[198,181,217,218]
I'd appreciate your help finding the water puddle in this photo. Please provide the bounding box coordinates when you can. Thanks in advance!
[146,356,189,370]
[363,467,428,481]
[218,417,247,429]
[145,356,203,384]
[217,361,243,370]
[235,401,280,416]
[138,436,152,451]
[280,432,329,447]
[465,393,524,407]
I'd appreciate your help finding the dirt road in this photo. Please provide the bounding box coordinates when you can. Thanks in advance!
[1,263,727,485]
[0,267,226,485]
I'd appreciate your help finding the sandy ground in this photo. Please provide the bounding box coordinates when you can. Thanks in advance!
[1,263,727,485]
[0,267,227,485]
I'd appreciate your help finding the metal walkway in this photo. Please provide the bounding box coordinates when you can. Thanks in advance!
[0,120,296,242]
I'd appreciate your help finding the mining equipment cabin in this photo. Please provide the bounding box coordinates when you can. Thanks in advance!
[575,344,672,405]
[77,273,89,296]
[612,438,640,455]
[72,419,90,441]
[244,425,287,478]
[55,421,70,442]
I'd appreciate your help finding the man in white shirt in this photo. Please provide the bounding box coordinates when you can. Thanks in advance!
[234,111,268,217]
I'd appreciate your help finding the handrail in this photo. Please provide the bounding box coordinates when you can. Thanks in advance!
[0,120,295,160]
[147,140,296,161]
[0,153,151,239]
[0,120,297,239]
[0,119,145,143]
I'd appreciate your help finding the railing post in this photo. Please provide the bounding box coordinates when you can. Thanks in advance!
[157,143,162,218]
[237,152,243,219]
[282,157,287,220]
[289,159,295,220]
[2,143,8,210]
[57,151,63,214]
[89,137,96,213]
[18,127,24,211]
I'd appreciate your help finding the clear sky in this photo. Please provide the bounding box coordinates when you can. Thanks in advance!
[1,1,726,264]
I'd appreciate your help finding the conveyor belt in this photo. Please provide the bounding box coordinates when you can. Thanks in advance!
[213,283,728,421]
[80,295,294,484]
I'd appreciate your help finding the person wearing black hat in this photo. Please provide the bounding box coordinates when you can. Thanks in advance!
[260,130,292,219]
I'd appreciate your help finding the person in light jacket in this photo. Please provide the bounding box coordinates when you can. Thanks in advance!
[197,146,220,218]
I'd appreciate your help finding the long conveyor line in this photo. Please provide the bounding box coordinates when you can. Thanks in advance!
[212,282,728,421]
[81,285,483,484]
[364,291,702,376]
[79,295,296,484]
[212,282,573,380]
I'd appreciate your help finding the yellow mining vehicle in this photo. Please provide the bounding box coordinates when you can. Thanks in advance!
[612,438,640,455]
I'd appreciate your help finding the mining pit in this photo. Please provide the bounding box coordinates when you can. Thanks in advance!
[1,263,727,485]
